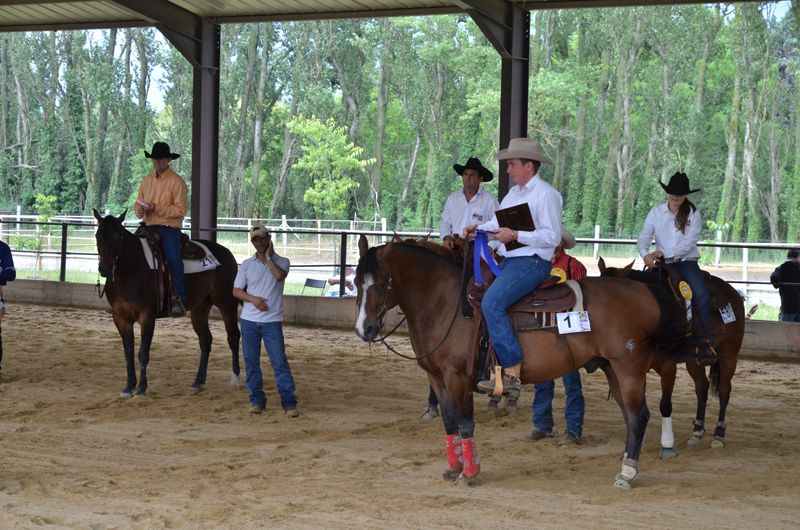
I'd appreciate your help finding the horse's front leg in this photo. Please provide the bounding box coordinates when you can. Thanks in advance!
[610,362,650,491]
[135,317,156,397]
[439,372,478,483]
[686,361,710,447]
[190,303,213,391]
[655,360,678,459]
[113,317,137,397]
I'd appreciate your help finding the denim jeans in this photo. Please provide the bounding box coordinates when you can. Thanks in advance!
[481,255,553,367]
[532,370,584,437]
[241,319,297,410]
[150,225,186,305]
[781,312,800,322]
[672,260,710,337]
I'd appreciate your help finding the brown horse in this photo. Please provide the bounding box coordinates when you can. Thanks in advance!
[93,209,241,397]
[354,236,690,489]
[597,257,745,456]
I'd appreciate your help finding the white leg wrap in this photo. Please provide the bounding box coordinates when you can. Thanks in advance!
[661,416,674,448]
[619,460,638,481]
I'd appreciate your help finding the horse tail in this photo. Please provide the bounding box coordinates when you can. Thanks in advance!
[709,361,720,396]
[646,283,693,363]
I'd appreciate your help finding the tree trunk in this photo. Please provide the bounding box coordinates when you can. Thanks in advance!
[716,72,740,228]
[370,26,392,214]
[553,112,569,194]
[110,31,132,206]
[244,25,272,217]
[134,30,149,149]
[268,101,297,218]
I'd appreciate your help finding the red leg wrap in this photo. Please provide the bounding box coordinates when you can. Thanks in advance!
[461,437,480,478]
[445,434,463,472]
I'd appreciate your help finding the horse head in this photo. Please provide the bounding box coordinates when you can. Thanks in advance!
[597,256,634,279]
[93,208,128,278]
[354,235,399,341]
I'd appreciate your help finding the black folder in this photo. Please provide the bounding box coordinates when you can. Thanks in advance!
[495,203,534,251]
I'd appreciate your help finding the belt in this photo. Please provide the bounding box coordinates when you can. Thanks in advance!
[663,257,698,264]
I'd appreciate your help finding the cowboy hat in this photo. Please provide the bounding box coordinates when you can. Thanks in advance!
[494,138,552,164]
[453,157,493,182]
[144,141,180,160]
[561,228,576,250]
[660,171,700,195]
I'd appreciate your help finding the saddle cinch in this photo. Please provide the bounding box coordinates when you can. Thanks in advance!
[134,226,221,318]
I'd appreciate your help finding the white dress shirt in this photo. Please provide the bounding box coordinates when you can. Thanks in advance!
[477,174,562,260]
[637,202,701,260]
[440,187,500,240]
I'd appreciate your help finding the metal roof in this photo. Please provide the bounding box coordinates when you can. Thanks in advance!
[0,0,742,32]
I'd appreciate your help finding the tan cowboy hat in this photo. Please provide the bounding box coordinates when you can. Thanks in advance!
[561,228,576,250]
[494,138,552,164]
[250,225,269,238]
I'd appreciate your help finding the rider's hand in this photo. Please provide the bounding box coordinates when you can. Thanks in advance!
[267,241,275,258]
[643,251,663,268]
[493,227,516,244]
[442,236,454,250]
[463,224,479,241]
[254,297,269,312]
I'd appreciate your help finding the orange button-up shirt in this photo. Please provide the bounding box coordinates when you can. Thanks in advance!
[136,167,188,229]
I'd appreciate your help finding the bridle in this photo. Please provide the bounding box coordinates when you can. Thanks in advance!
[96,229,123,298]
[364,261,461,364]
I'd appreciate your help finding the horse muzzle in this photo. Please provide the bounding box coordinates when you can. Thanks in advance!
[98,264,112,278]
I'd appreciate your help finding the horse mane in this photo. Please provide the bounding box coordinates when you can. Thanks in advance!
[356,240,460,281]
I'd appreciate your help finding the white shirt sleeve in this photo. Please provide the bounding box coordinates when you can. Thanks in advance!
[517,188,562,248]
[637,208,657,258]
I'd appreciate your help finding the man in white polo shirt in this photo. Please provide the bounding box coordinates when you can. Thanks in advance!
[233,226,299,417]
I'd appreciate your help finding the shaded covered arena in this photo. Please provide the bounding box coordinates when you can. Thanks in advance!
[0,303,798,527]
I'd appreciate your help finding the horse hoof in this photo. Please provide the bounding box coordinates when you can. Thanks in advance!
[229,372,241,388]
[687,435,702,448]
[710,437,725,449]
[442,470,461,481]
[457,473,478,486]
[613,477,632,491]
[134,392,146,398]
[119,391,133,398]
[192,384,205,394]
[660,447,678,460]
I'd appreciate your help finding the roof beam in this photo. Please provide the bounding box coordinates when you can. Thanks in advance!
[108,0,202,66]
[519,0,758,8]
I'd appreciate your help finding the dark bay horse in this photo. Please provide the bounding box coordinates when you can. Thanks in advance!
[598,257,745,456]
[354,236,689,489]
[93,209,241,397]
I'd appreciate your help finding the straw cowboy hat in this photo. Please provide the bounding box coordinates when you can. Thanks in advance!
[561,228,576,250]
[660,171,701,195]
[494,138,552,164]
[453,157,494,182]
[144,141,180,160]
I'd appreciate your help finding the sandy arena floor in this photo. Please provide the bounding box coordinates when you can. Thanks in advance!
[0,303,798,529]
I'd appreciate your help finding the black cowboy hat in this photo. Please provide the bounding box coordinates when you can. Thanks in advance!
[660,171,700,195]
[453,157,493,182]
[144,141,180,160]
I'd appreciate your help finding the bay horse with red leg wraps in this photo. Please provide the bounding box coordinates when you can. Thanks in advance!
[353,235,691,490]
[598,257,745,457]
[93,209,241,397]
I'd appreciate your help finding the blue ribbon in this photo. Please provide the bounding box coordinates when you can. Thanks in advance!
[474,231,502,286]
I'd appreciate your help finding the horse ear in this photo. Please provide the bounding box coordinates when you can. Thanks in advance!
[391,232,401,243]
[598,256,606,273]
[118,209,127,222]
[623,260,634,274]
[358,235,369,258]
[92,208,102,221]
[421,233,430,242]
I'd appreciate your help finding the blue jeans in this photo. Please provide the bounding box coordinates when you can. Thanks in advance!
[481,256,553,367]
[532,370,584,437]
[781,313,800,322]
[241,319,297,410]
[150,225,186,305]
[672,260,710,338]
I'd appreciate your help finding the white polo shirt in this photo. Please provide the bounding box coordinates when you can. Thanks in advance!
[234,253,291,323]
[440,187,500,240]
[637,202,702,260]
[477,174,562,260]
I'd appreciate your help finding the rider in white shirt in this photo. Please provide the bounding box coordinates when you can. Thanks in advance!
[637,171,716,365]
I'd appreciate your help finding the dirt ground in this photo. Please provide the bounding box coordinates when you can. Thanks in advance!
[0,303,798,529]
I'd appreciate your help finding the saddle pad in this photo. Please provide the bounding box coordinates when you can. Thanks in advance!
[139,239,221,274]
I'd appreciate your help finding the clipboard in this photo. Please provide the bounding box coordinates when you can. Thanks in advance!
[495,203,534,251]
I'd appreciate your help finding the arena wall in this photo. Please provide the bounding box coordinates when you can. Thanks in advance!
[3,279,797,361]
